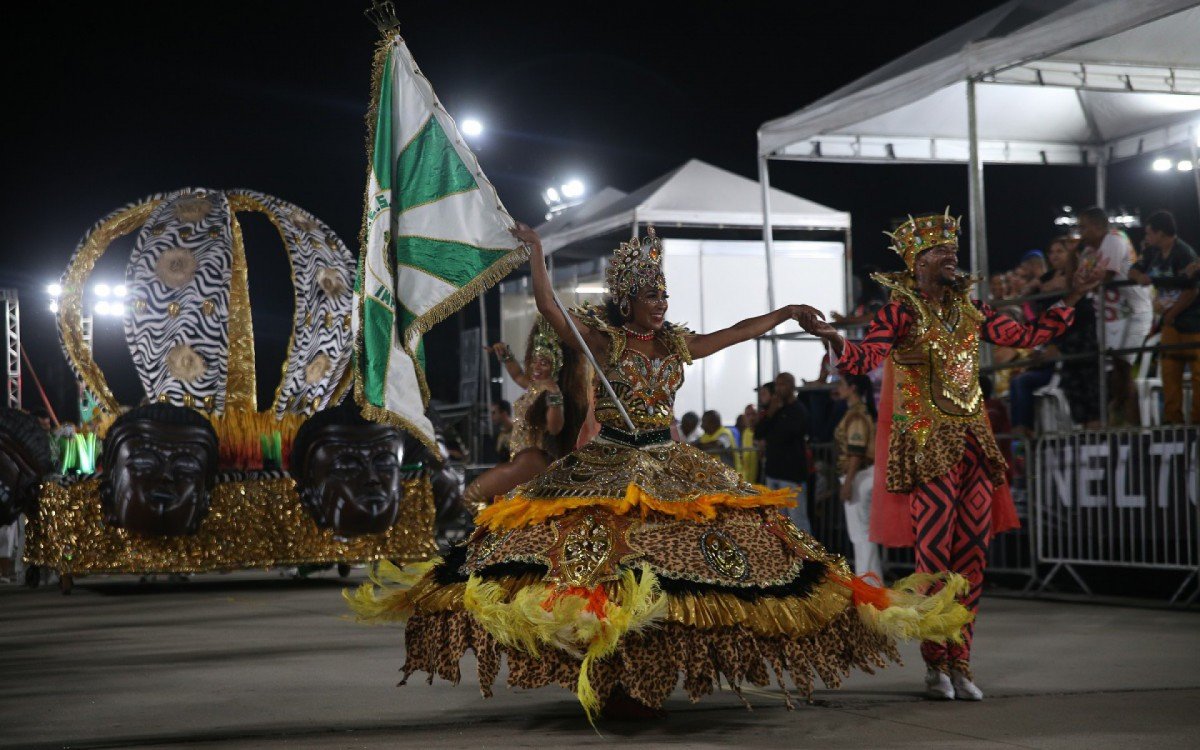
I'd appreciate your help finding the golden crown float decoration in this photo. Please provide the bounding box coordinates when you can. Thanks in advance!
[24,188,436,581]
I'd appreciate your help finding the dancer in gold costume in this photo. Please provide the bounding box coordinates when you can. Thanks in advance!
[349,223,974,721]
[465,318,588,510]
[796,211,1102,701]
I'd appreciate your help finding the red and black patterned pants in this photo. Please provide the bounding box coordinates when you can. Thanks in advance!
[911,434,992,671]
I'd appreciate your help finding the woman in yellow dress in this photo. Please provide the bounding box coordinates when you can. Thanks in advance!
[349,224,971,720]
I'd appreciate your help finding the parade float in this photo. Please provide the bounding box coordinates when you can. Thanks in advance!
[23,188,437,591]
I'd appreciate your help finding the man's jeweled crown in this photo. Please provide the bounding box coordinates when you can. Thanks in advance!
[606,225,666,302]
[885,209,960,271]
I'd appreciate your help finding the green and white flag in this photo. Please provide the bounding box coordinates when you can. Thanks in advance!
[355,35,528,451]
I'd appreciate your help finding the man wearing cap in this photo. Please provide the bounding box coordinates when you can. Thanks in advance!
[796,211,1102,702]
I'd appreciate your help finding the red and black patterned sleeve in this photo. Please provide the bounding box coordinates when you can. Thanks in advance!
[976,301,1074,348]
[836,301,912,375]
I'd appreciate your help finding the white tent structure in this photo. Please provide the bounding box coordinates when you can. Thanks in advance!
[539,158,850,255]
[757,0,1200,282]
[498,159,851,421]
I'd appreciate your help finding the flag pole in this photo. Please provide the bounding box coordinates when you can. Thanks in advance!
[548,293,638,435]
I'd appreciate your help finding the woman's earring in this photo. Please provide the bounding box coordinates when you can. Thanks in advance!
[619,299,631,318]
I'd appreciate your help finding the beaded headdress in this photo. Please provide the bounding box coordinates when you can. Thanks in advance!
[606,225,666,314]
[884,208,960,272]
[529,315,564,379]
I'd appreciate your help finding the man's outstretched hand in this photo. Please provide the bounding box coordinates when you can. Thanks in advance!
[792,304,839,341]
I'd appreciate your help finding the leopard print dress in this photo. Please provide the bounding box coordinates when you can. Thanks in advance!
[353,305,902,715]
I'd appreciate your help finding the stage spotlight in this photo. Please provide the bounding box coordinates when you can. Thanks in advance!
[461,119,483,138]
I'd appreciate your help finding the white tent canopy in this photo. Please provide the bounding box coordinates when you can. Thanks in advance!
[755,0,1200,284]
[537,159,850,255]
[759,0,1200,165]
[500,159,852,419]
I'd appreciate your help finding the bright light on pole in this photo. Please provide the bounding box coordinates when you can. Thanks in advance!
[544,187,561,203]
[114,284,127,298]
[47,283,62,297]
[1152,157,1173,171]
[461,118,483,138]
[94,283,111,298]
[95,300,110,316]
[109,302,124,317]
[561,179,585,199]
[48,300,59,314]
[1178,160,1195,172]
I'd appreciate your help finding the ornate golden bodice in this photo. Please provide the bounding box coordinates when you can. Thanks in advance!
[874,276,1007,491]
[571,303,693,432]
[887,284,985,446]
[594,350,685,430]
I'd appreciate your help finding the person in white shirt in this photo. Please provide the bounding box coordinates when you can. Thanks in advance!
[1077,207,1152,424]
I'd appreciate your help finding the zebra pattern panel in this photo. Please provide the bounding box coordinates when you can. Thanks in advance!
[125,188,233,412]
[229,190,355,419]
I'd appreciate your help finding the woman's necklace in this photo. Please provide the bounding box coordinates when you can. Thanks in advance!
[622,326,655,341]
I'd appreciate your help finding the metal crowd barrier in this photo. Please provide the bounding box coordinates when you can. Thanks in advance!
[1030,425,1200,604]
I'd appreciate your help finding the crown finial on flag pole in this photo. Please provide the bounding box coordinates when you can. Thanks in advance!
[365,0,401,34]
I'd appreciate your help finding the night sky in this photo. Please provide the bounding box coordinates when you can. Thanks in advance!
[4,1,1199,418]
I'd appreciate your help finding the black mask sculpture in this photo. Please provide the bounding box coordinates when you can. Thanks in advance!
[292,403,407,537]
[0,409,52,525]
[100,405,218,537]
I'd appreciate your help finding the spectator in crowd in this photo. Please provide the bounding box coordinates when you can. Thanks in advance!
[1078,206,1153,425]
[735,411,759,484]
[753,382,774,459]
[1009,237,1102,434]
[679,411,701,444]
[489,400,513,461]
[1042,237,1101,427]
[800,353,843,443]
[1131,210,1200,424]
[1015,250,1048,288]
[759,372,812,533]
[697,410,737,469]
[756,382,775,413]
[988,274,1010,301]
[831,374,881,580]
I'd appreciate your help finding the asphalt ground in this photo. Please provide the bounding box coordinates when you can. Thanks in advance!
[2,571,1198,749]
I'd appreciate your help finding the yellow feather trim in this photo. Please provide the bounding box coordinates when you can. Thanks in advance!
[342,558,442,624]
[853,572,974,643]
[462,564,666,723]
[476,482,796,531]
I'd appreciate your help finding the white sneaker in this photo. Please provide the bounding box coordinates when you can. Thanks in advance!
[950,669,984,701]
[925,668,955,700]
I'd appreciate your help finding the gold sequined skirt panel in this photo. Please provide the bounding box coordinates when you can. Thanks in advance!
[507,439,754,502]
[463,507,837,590]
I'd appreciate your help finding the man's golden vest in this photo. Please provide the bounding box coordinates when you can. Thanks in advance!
[876,276,1008,492]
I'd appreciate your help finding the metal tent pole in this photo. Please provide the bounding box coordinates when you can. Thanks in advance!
[759,155,781,376]
[1095,151,1108,208]
[966,78,994,370]
[478,292,492,452]
[966,78,989,289]
[843,227,854,320]
[1189,131,1200,227]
